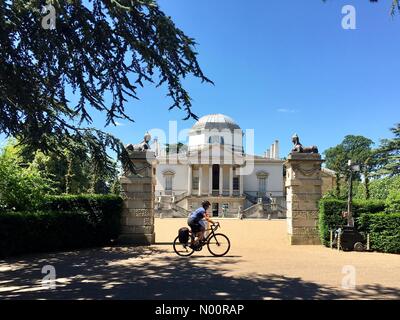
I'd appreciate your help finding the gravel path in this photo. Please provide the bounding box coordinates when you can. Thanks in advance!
[0,219,399,300]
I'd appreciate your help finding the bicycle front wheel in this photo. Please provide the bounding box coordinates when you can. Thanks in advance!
[207,234,231,257]
[173,236,195,257]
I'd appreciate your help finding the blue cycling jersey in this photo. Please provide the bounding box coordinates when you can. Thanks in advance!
[189,207,206,224]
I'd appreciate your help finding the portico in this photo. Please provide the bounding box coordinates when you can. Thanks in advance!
[154,113,285,218]
[186,164,243,197]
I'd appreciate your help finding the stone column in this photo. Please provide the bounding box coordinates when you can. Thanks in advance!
[285,153,323,245]
[198,166,203,197]
[229,167,234,196]
[187,165,192,196]
[209,165,213,195]
[219,165,224,196]
[239,173,244,196]
[119,151,156,245]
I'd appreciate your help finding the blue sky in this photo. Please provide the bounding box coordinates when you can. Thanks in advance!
[2,0,400,157]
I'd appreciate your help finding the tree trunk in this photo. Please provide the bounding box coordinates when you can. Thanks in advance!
[364,171,370,200]
[335,173,341,197]
[65,158,73,194]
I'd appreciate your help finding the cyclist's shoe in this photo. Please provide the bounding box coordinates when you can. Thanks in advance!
[190,242,202,250]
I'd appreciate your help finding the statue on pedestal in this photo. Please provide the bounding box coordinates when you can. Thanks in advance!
[291,134,319,154]
[126,132,152,152]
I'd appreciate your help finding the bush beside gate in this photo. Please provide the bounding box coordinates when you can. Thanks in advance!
[0,194,123,258]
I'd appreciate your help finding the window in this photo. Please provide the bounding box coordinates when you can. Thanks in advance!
[209,136,224,145]
[233,177,240,190]
[163,170,175,195]
[192,177,199,190]
[165,175,173,192]
[258,177,267,194]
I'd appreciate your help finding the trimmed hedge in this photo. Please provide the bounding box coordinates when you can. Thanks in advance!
[0,195,123,258]
[358,213,400,254]
[319,198,385,246]
[42,194,123,238]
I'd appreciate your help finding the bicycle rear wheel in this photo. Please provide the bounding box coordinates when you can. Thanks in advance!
[173,236,195,257]
[207,233,231,257]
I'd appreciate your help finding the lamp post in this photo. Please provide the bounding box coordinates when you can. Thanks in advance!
[347,160,360,228]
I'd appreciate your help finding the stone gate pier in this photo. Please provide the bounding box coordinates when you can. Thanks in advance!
[119,148,156,245]
[286,135,323,245]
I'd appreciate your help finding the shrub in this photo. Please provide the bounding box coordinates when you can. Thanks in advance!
[0,195,123,258]
[319,198,385,246]
[42,194,122,237]
[0,152,55,211]
[385,191,400,214]
[358,213,400,254]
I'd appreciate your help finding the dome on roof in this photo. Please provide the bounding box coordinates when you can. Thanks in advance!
[188,114,243,153]
[191,114,241,132]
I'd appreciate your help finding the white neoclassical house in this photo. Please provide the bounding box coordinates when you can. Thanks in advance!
[152,114,286,218]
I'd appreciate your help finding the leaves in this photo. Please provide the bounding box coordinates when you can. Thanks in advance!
[0,0,212,169]
[374,124,400,177]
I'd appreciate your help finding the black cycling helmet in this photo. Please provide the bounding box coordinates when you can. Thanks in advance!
[202,200,211,209]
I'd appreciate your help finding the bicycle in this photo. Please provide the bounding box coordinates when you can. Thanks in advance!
[173,222,231,257]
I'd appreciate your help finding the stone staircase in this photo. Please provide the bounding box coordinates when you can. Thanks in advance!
[155,192,190,218]
[243,193,287,219]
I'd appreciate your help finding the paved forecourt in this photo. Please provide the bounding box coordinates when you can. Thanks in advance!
[0,218,399,300]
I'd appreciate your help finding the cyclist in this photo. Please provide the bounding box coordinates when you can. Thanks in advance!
[188,200,215,245]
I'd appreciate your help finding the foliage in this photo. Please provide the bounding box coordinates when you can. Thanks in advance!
[0,141,55,211]
[355,176,400,200]
[374,124,400,177]
[318,198,385,246]
[385,190,400,214]
[324,135,374,198]
[6,138,119,195]
[165,143,188,154]
[358,213,400,254]
[0,0,212,171]
[0,194,123,258]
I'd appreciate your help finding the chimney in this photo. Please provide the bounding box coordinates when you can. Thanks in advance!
[271,143,275,160]
[274,140,280,159]
[266,148,271,158]
[153,137,160,157]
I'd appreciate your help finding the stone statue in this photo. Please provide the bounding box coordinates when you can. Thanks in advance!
[126,132,152,152]
[291,134,319,154]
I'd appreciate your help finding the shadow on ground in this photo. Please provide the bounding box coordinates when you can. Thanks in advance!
[0,247,399,300]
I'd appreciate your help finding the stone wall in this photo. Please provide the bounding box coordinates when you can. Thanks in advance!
[286,153,323,245]
[119,151,156,245]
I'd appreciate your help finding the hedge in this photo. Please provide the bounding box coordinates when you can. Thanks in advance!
[319,198,386,246]
[0,194,123,258]
[358,213,400,254]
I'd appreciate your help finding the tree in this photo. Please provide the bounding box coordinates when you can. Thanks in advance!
[324,145,347,197]
[0,141,55,211]
[324,135,374,198]
[20,138,119,194]
[374,124,400,177]
[165,143,188,154]
[0,0,212,170]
